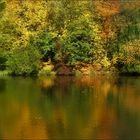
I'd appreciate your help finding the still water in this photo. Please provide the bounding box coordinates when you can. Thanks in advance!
[0,76,140,139]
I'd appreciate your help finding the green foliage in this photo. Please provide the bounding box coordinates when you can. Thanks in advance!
[0,50,7,70]
[104,6,140,60]
[118,8,140,43]
[48,1,103,65]
[62,29,95,65]
[0,0,140,75]
[114,39,140,73]
[6,46,41,76]
[33,32,55,61]
[0,0,5,13]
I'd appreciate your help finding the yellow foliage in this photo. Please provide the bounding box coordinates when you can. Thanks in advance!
[101,57,111,68]
[4,0,48,48]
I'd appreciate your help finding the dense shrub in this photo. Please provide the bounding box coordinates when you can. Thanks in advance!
[114,39,140,73]
[0,0,5,13]
[104,7,140,60]
[0,51,7,70]
[61,30,95,65]
[6,46,41,76]
[60,13,103,65]
[33,32,55,62]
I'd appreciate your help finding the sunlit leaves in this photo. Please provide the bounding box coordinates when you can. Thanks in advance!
[2,0,48,49]
[0,0,140,75]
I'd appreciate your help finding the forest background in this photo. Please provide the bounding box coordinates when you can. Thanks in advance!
[0,0,140,76]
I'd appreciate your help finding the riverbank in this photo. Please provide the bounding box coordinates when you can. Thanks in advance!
[38,61,117,77]
[1,61,140,77]
[39,61,140,77]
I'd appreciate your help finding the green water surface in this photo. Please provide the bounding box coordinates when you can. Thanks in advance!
[0,76,140,139]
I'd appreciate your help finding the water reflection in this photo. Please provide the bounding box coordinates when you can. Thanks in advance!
[0,76,140,139]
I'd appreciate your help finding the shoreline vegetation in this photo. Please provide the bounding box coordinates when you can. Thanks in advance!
[0,0,140,77]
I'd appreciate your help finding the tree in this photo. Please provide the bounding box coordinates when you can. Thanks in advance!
[0,0,5,13]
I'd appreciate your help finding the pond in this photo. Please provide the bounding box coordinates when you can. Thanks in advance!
[0,76,140,139]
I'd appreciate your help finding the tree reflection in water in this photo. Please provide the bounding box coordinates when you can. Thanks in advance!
[0,76,140,139]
